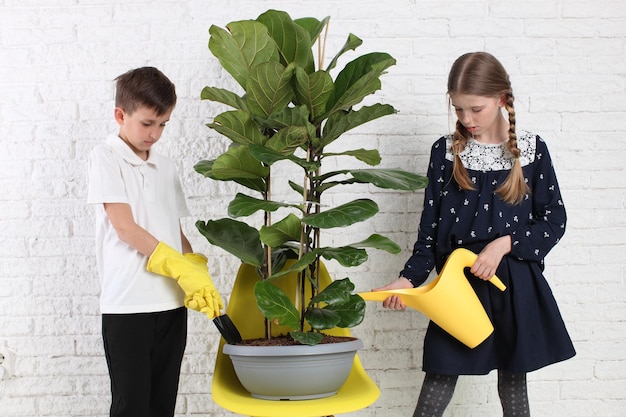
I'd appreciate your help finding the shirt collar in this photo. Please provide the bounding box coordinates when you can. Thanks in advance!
[105,134,158,166]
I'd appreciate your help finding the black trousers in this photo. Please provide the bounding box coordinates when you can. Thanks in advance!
[102,307,187,417]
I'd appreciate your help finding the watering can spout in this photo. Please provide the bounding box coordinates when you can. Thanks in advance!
[359,248,506,348]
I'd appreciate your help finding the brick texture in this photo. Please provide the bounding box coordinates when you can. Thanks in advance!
[1,1,624,416]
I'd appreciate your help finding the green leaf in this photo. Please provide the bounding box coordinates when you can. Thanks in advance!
[254,280,300,329]
[267,245,369,278]
[228,193,297,218]
[263,105,310,130]
[303,199,379,229]
[293,16,329,75]
[307,280,365,330]
[208,21,279,89]
[295,16,330,44]
[212,145,270,180]
[193,159,214,177]
[200,86,248,111]
[323,148,381,166]
[193,159,266,193]
[246,144,287,165]
[248,144,320,171]
[305,307,341,331]
[195,219,264,267]
[314,179,359,194]
[266,251,317,280]
[325,33,363,72]
[264,125,309,156]
[288,180,304,196]
[257,10,312,69]
[347,233,401,254]
[289,331,323,345]
[328,53,396,115]
[350,168,428,191]
[208,110,267,146]
[321,103,395,147]
[294,67,334,121]
[315,246,368,267]
[247,61,295,119]
[331,53,394,103]
[332,294,366,328]
[310,278,353,305]
[260,213,302,247]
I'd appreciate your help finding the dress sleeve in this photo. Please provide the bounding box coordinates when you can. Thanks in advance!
[399,137,447,286]
[510,136,566,263]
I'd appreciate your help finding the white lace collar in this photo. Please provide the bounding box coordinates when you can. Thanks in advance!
[444,130,536,171]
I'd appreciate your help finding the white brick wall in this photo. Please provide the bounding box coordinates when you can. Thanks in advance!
[1,1,624,416]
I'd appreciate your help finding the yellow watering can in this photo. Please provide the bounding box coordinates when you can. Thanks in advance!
[359,248,507,348]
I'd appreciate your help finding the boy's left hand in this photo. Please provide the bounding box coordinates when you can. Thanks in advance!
[183,252,225,317]
[147,242,225,318]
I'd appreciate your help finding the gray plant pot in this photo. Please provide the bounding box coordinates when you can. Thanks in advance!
[223,338,363,400]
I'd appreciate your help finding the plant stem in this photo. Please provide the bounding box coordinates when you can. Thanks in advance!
[318,18,330,70]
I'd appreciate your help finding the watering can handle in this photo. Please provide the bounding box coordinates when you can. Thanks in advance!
[452,248,506,291]
[488,276,506,291]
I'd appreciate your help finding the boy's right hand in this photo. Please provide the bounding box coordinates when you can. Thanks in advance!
[147,242,224,319]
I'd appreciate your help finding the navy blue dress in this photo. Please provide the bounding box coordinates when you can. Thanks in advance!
[400,131,575,375]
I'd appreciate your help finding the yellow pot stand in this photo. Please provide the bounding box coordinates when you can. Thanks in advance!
[359,248,507,349]
[211,262,380,417]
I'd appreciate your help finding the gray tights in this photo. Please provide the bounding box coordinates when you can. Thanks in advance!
[412,370,529,417]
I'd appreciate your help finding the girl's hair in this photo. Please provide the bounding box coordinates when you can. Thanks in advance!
[447,52,529,205]
[115,66,177,116]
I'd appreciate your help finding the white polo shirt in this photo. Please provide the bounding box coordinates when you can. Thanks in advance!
[87,134,189,314]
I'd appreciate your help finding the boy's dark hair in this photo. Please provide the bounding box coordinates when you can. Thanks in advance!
[115,67,176,116]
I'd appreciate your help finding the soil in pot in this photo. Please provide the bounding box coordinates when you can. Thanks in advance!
[236,334,356,346]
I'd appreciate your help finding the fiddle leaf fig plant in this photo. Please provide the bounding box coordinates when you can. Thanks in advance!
[195,9,427,345]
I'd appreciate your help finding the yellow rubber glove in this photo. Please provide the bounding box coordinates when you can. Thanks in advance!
[182,252,224,315]
[183,252,209,271]
[147,241,224,319]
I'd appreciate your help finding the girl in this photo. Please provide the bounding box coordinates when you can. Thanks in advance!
[374,52,575,416]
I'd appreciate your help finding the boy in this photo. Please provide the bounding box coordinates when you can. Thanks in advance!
[87,66,223,417]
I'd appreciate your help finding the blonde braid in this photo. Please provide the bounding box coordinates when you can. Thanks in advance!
[496,90,530,204]
[505,90,518,157]
[451,120,475,190]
